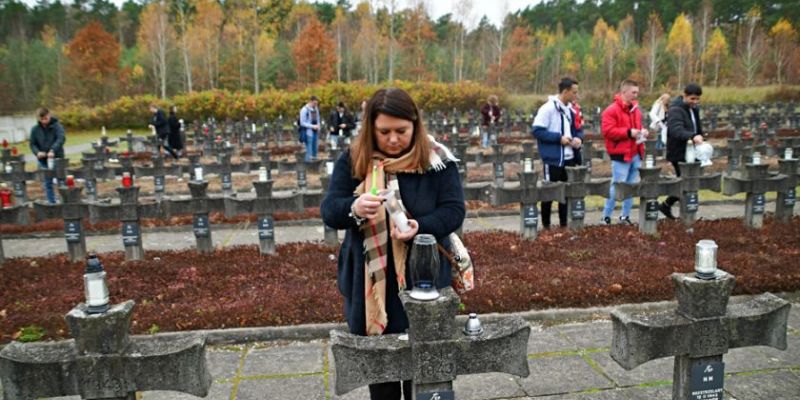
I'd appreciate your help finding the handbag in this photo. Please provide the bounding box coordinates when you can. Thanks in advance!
[437,233,475,294]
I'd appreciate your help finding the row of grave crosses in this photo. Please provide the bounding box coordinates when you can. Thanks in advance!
[1,235,789,400]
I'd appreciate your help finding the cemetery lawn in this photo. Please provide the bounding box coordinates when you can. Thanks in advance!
[2,217,799,344]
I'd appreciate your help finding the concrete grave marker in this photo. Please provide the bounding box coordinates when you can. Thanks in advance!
[331,287,530,398]
[611,241,791,400]
[723,163,787,228]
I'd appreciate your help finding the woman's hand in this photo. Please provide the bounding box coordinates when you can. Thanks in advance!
[353,193,384,219]
[391,219,419,241]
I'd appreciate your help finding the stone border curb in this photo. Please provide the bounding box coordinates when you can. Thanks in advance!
[117,290,800,347]
[0,198,759,240]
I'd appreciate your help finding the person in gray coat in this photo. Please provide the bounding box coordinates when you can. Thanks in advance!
[29,107,65,204]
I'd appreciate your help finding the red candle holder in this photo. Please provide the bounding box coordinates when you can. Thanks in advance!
[0,186,12,208]
[2,139,7,149]
[122,172,133,188]
[11,147,17,156]
[66,175,75,188]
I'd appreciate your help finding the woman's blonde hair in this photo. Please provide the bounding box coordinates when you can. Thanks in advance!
[488,95,499,105]
[350,88,430,179]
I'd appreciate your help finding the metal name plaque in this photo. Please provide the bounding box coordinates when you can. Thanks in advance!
[417,390,455,400]
[121,222,140,246]
[570,198,585,220]
[258,216,275,240]
[12,181,25,197]
[154,176,165,192]
[684,192,699,213]
[494,163,504,180]
[193,214,210,238]
[785,188,796,207]
[64,220,82,243]
[523,204,539,227]
[689,361,724,400]
[645,200,659,221]
[85,179,96,195]
[221,173,232,190]
[752,193,765,214]
[297,170,307,186]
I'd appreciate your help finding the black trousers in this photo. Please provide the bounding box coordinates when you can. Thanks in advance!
[541,158,578,228]
[158,136,179,159]
[369,380,412,400]
[666,161,681,206]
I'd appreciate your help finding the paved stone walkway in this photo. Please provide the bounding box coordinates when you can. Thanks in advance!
[2,202,756,258]
[4,305,796,400]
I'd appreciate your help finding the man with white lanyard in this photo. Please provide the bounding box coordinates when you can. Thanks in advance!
[532,77,584,229]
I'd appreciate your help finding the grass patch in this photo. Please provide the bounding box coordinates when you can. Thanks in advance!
[15,325,46,342]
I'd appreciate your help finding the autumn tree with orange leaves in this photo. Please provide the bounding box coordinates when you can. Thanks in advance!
[291,15,335,87]
[488,27,536,92]
[65,21,121,105]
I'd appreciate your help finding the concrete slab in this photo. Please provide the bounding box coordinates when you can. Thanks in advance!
[518,355,613,396]
[453,372,526,400]
[587,351,672,387]
[555,321,613,350]
[241,342,324,376]
[235,376,325,400]
[725,370,800,400]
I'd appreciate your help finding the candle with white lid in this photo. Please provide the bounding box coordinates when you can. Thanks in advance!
[695,239,718,280]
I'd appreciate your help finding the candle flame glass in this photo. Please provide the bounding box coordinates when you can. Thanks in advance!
[408,234,440,300]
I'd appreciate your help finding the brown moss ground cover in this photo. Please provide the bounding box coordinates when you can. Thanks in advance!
[1,217,799,343]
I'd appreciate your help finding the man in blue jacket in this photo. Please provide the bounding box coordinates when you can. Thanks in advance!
[532,77,583,228]
[29,107,65,204]
[299,95,321,161]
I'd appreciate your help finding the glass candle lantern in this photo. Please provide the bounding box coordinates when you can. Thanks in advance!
[785,147,793,160]
[695,239,718,280]
[752,151,761,165]
[645,154,655,168]
[258,167,268,182]
[122,172,133,188]
[409,234,440,301]
[84,253,110,314]
[325,161,335,176]
[65,175,75,188]
[523,158,533,173]
[194,167,204,182]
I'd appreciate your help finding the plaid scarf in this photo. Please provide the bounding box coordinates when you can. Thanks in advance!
[356,135,458,335]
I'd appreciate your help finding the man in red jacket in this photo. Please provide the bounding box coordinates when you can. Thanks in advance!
[601,79,647,224]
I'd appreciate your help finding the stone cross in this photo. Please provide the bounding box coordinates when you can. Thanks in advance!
[611,268,790,399]
[295,150,308,192]
[81,155,98,202]
[614,164,682,235]
[331,287,530,399]
[119,153,134,178]
[151,154,166,202]
[219,152,234,197]
[564,166,610,230]
[0,300,211,400]
[675,162,722,226]
[518,169,565,240]
[725,138,765,177]
[60,186,86,262]
[775,157,798,223]
[453,137,469,182]
[119,129,135,154]
[187,152,202,181]
[319,175,339,247]
[92,142,107,172]
[258,149,273,181]
[148,134,161,156]
[9,161,27,204]
[188,180,213,253]
[492,143,505,188]
[722,163,787,228]
[252,179,276,254]
[117,185,144,261]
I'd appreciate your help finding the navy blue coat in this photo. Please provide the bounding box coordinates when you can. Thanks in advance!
[321,151,466,336]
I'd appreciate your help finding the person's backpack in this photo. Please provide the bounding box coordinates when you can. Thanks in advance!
[297,111,306,144]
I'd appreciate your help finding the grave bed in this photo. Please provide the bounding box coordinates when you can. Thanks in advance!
[1,216,798,343]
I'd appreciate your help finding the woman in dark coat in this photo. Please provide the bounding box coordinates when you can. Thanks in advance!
[149,104,178,159]
[321,88,465,400]
[167,105,184,157]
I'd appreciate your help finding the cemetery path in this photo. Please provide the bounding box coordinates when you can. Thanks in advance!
[3,202,753,258]
[6,300,797,400]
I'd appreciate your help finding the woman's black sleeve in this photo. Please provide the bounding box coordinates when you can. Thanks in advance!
[415,162,466,241]
[321,152,362,230]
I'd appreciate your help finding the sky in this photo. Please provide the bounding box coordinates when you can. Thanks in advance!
[19,0,542,28]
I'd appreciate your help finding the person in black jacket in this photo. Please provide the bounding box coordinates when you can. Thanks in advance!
[327,101,355,148]
[659,83,706,219]
[167,105,184,157]
[321,88,465,400]
[148,104,178,159]
[29,107,65,204]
